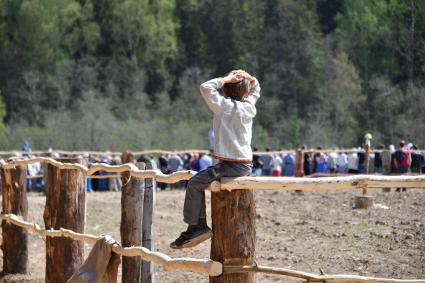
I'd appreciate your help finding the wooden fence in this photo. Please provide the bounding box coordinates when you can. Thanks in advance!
[1,157,425,283]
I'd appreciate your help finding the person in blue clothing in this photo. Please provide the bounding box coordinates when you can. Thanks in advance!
[282,153,295,176]
[22,141,31,152]
[314,147,327,174]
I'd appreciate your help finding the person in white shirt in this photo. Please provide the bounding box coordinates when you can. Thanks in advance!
[337,152,348,173]
[170,70,260,249]
[347,150,359,174]
[272,154,283,176]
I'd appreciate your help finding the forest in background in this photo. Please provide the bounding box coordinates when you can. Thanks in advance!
[0,0,424,151]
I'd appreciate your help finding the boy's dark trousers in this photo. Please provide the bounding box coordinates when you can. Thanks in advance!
[183,161,252,225]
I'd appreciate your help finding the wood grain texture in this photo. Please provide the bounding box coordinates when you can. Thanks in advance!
[210,189,256,283]
[43,158,85,283]
[121,162,145,283]
[1,166,28,274]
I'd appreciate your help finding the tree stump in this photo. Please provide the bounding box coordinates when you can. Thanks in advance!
[354,195,374,209]
[210,189,256,283]
[121,162,145,283]
[43,158,85,283]
[1,165,28,274]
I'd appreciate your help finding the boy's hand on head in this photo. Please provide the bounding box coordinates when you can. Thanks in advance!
[223,71,244,84]
[232,70,257,88]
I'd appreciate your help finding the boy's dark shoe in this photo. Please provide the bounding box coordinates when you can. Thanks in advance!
[170,223,212,249]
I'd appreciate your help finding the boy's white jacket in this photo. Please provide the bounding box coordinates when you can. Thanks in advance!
[200,77,261,162]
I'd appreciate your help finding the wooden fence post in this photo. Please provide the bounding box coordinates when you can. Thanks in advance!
[295,149,304,177]
[355,139,373,209]
[142,162,155,283]
[210,189,256,283]
[1,165,28,274]
[121,162,145,283]
[382,150,392,192]
[43,158,85,283]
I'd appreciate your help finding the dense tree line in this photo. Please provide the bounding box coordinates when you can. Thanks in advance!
[0,0,424,150]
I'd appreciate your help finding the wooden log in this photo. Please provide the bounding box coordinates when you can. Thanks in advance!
[121,162,145,283]
[295,149,304,177]
[1,165,28,274]
[217,175,425,191]
[354,142,373,209]
[142,162,155,283]
[362,142,370,195]
[210,189,256,283]
[43,158,85,283]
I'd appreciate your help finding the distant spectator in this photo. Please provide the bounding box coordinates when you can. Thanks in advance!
[22,141,31,152]
[137,154,151,165]
[394,140,411,192]
[158,155,171,190]
[252,147,263,176]
[358,151,366,174]
[410,144,421,173]
[109,156,122,191]
[394,140,411,174]
[271,154,283,176]
[314,148,327,174]
[259,148,273,176]
[374,145,385,174]
[347,150,359,174]
[302,145,311,175]
[168,154,183,173]
[168,154,184,189]
[122,150,135,164]
[337,152,348,173]
[199,152,213,171]
[191,153,200,171]
[282,153,295,176]
[182,153,192,170]
[327,152,338,174]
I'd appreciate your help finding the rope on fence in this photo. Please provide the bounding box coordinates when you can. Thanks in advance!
[2,213,424,282]
[0,213,222,276]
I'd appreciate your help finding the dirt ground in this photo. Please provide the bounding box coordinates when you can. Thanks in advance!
[0,187,424,283]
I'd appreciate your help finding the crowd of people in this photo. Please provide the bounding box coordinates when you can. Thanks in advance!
[1,140,424,193]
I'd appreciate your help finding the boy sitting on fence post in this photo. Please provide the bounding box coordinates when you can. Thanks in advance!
[170,70,261,249]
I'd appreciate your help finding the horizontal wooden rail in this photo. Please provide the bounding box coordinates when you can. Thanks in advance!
[224,265,425,283]
[1,158,196,184]
[0,213,222,276]
[209,175,425,192]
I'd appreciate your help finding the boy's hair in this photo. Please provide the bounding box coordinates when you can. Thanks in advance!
[222,79,249,101]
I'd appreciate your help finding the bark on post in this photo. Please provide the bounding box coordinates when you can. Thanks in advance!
[142,163,155,283]
[210,190,256,283]
[295,149,304,177]
[1,165,28,274]
[121,162,145,283]
[43,158,85,283]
